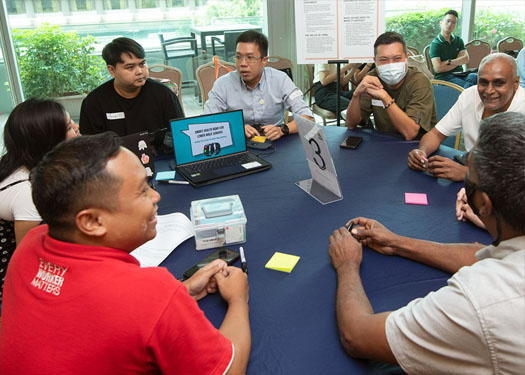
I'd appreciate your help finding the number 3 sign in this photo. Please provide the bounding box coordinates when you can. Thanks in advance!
[295,116,343,204]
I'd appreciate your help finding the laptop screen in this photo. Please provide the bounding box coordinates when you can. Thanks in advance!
[170,110,247,165]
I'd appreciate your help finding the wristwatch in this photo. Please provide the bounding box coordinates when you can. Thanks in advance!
[447,59,451,65]
[278,123,289,136]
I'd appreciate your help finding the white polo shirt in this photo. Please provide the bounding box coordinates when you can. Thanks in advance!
[435,85,525,151]
[385,236,525,374]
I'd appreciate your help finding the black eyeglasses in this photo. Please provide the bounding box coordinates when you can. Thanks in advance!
[464,173,481,216]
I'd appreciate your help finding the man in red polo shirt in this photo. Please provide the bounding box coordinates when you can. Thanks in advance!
[0,133,250,375]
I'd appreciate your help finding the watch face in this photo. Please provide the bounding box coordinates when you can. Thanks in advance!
[280,124,289,135]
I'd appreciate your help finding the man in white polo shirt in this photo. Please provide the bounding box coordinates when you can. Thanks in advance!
[408,53,524,181]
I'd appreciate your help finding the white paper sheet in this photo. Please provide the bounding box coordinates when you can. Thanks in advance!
[131,212,194,267]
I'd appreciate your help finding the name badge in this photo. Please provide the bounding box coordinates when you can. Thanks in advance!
[371,99,385,108]
[106,112,125,120]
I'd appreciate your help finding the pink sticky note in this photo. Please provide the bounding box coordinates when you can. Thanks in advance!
[405,193,428,205]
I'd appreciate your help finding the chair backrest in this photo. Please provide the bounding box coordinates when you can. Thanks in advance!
[408,54,434,80]
[407,46,419,57]
[465,40,491,69]
[305,64,337,125]
[158,34,198,63]
[423,45,433,74]
[196,59,236,108]
[267,56,293,81]
[431,79,464,149]
[305,64,316,106]
[148,64,184,110]
[497,36,523,54]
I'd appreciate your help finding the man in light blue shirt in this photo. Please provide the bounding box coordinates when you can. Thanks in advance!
[204,30,313,141]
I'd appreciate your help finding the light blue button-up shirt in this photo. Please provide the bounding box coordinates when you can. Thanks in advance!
[204,67,312,125]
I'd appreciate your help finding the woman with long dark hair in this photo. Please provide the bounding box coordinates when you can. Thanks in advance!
[0,98,79,301]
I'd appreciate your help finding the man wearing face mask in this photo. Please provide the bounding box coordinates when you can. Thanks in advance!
[346,32,437,140]
[328,111,525,374]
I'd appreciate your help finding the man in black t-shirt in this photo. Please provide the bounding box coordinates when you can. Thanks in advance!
[80,37,184,149]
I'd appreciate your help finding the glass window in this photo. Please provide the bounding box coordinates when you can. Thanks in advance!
[69,1,96,11]
[385,1,463,55]
[135,0,157,8]
[473,0,525,51]
[6,1,25,14]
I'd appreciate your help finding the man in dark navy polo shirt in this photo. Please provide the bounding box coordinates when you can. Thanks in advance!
[429,10,477,88]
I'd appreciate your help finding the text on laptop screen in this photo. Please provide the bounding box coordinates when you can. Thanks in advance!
[170,110,246,165]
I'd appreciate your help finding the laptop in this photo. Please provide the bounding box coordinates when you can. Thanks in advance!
[120,131,156,177]
[170,110,272,187]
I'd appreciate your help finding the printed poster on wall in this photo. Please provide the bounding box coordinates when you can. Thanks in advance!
[294,0,385,64]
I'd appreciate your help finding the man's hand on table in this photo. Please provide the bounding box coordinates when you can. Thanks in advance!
[329,227,362,271]
[244,124,261,138]
[349,217,400,256]
[427,155,467,181]
[214,266,249,305]
[262,125,284,141]
[408,149,428,171]
[183,259,227,301]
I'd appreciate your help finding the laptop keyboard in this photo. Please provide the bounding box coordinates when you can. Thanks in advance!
[182,153,257,174]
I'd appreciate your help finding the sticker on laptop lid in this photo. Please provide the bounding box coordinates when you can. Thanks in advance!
[242,161,262,169]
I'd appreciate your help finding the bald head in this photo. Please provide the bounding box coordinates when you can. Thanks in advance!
[477,52,520,113]
[479,53,518,79]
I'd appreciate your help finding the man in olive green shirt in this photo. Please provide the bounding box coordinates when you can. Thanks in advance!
[346,32,437,140]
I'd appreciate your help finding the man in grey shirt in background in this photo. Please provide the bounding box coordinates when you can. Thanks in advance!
[204,30,313,141]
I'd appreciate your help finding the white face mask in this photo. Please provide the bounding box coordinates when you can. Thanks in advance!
[377,61,407,86]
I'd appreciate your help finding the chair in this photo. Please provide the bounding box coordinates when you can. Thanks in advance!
[158,34,199,96]
[196,58,236,108]
[211,30,245,62]
[423,45,434,75]
[305,64,337,126]
[266,56,293,81]
[465,40,491,69]
[148,64,184,111]
[497,36,523,55]
[431,79,464,149]
[407,46,419,57]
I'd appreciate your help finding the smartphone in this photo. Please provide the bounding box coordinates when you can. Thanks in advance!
[183,247,240,279]
[340,136,363,149]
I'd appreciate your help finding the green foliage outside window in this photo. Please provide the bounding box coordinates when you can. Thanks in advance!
[205,0,262,20]
[386,8,524,54]
[12,25,108,98]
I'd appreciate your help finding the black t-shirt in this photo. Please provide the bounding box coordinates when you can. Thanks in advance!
[80,78,184,147]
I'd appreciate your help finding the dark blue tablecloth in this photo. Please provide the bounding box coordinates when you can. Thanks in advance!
[155,127,492,375]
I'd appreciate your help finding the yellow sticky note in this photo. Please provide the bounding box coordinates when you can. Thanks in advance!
[265,252,300,273]
[251,136,267,143]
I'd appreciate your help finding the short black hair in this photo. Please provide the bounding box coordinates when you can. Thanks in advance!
[236,30,269,57]
[373,32,406,56]
[102,37,145,66]
[444,10,459,18]
[31,133,123,233]
[472,112,525,233]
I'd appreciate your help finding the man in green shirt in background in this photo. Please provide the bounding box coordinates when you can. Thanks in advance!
[429,10,478,88]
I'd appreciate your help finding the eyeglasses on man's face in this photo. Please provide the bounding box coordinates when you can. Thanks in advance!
[234,55,263,63]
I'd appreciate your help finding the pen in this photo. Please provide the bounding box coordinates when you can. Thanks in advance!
[346,221,354,233]
[162,180,190,185]
[239,246,248,274]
